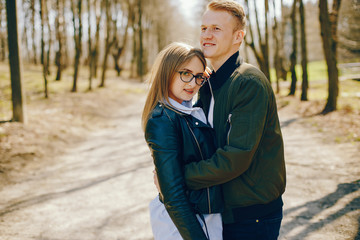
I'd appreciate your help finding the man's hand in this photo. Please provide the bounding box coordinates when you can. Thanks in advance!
[153,169,160,193]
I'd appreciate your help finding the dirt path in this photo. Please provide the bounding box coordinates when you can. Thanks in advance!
[278,108,360,240]
[0,80,359,240]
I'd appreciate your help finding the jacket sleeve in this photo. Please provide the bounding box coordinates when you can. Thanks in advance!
[145,114,208,240]
[185,74,269,190]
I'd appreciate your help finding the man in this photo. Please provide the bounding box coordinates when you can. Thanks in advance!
[184,0,286,239]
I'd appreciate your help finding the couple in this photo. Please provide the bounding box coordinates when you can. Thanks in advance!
[142,0,286,239]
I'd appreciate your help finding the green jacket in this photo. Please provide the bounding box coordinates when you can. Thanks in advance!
[184,53,286,224]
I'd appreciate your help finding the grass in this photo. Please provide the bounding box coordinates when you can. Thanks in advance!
[270,60,359,83]
[0,63,124,120]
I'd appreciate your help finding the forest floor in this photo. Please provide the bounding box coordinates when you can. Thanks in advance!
[0,70,359,240]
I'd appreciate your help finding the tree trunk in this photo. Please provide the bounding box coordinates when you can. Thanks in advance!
[55,0,64,81]
[278,0,288,82]
[40,0,48,98]
[92,7,102,79]
[131,22,137,78]
[6,0,26,123]
[87,0,93,90]
[99,0,114,88]
[31,0,37,64]
[71,0,83,92]
[319,0,340,113]
[263,0,270,81]
[244,0,270,80]
[137,0,144,81]
[0,0,5,62]
[289,0,298,96]
[62,0,69,69]
[22,4,30,63]
[112,9,130,77]
[272,0,281,93]
[299,0,308,101]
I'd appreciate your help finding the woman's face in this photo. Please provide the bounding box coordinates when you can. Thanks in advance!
[169,57,205,104]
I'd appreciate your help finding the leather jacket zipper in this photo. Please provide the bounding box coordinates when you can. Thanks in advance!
[184,118,212,214]
[227,113,233,145]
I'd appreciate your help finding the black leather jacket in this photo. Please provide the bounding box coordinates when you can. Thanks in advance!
[145,103,223,240]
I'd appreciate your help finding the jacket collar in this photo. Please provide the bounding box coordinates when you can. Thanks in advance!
[209,51,243,91]
[166,98,207,124]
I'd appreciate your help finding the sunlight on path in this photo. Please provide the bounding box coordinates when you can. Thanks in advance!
[278,110,360,240]
[0,93,156,240]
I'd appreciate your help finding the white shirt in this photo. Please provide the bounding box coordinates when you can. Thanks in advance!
[167,98,208,125]
[207,80,215,128]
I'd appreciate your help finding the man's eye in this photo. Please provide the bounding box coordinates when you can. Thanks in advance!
[201,27,207,32]
[214,27,220,31]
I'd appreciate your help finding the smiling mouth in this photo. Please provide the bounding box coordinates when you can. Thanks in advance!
[184,89,194,94]
[203,43,215,47]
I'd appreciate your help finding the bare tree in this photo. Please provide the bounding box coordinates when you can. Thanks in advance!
[137,0,145,80]
[0,0,6,62]
[71,0,83,92]
[30,0,37,64]
[99,0,116,88]
[87,0,103,87]
[112,1,130,77]
[22,0,31,62]
[244,0,271,81]
[6,0,26,122]
[87,0,94,89]
[299,0,308,101]
[319,0,341,113]
[289,0,298,96]
[54,0,65,81]
[272,0,281,93]
[39,0,49,98]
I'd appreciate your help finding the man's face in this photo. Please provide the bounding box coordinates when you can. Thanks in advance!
[200,10,241,69]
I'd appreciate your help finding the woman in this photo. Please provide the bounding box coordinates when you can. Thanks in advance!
[142,42,223,240]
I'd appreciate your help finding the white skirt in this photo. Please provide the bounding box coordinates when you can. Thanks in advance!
[149,196,223,240]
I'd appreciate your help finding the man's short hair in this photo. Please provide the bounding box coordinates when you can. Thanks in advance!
[208,0,247,31]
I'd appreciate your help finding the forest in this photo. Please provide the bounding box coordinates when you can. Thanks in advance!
[0,0,359,239]
[1,0,359,122]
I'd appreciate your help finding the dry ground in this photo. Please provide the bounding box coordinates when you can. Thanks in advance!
[0,74,359,240]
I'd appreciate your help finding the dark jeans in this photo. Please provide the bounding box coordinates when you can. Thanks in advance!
[223,208,283,240]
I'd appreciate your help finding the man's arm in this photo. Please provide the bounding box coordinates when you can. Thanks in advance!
[185,75,269,190]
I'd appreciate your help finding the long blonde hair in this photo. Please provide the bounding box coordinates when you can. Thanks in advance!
[141,42,206,131]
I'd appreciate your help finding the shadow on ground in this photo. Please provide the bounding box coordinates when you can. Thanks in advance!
[282,180,360,239]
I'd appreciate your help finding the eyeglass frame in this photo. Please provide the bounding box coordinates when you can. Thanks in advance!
[177,71,208,86]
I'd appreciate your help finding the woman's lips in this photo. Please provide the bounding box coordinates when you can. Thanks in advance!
[184,89,194,94]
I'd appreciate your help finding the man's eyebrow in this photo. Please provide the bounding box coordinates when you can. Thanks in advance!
[201,24,221,28]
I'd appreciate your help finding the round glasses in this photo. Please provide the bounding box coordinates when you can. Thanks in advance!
[177,71,207,86]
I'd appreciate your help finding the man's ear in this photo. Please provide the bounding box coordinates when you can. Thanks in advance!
[233,30,246,44]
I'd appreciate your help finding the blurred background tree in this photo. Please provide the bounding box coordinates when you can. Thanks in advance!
[1,0,359,122]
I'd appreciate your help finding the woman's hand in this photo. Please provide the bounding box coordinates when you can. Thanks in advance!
[204,66,212,79]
